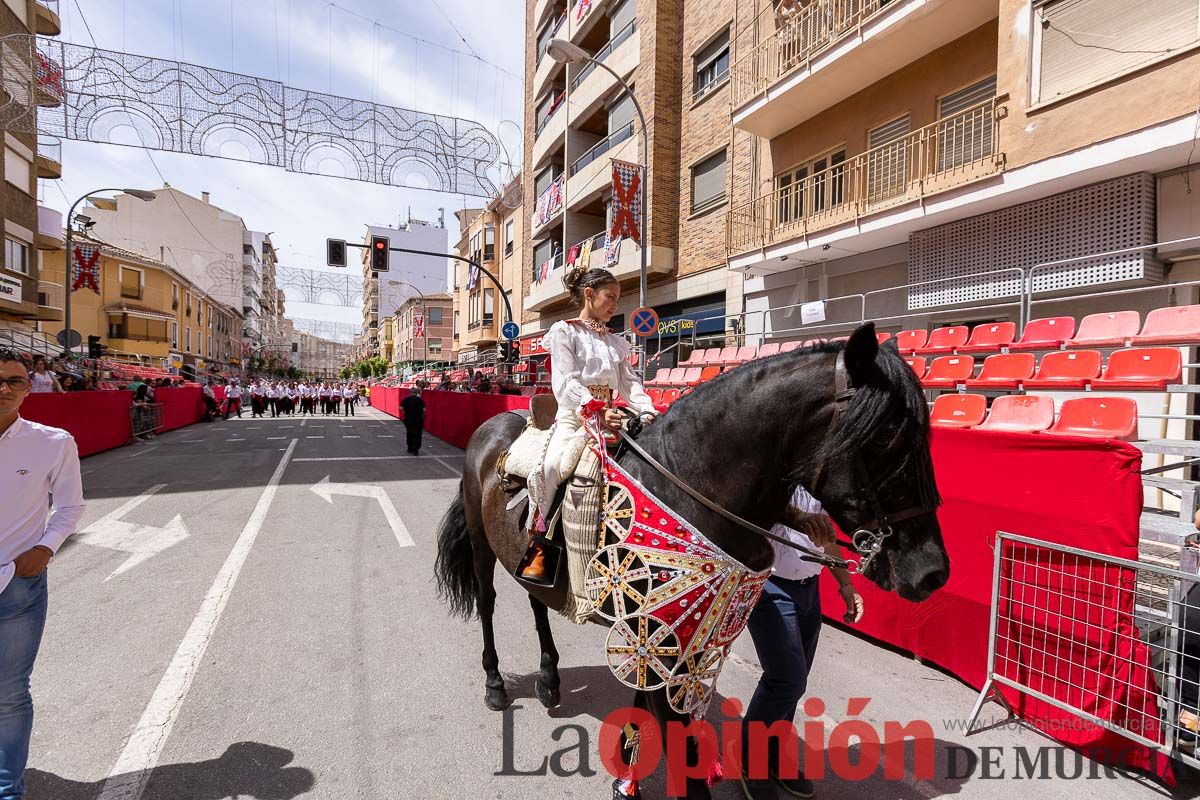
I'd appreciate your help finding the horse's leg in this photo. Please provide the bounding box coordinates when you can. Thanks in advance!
[645,689,713,800]
[473,545,509,711]
[528,594,561,709]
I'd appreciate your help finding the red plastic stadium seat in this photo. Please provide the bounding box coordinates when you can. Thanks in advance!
[679,349,707,367]
[1047,397,1138,440]
[1023,350,1102,389]
[876,332,893,345]
[959,322,1017,354]
[978,395,1055,433]
[930,394,987,428]
[1133,305,1200,346]
[922,356,975,389]
[661,388,682,405]
[731,345,757,365]
[647,387,664,405]
[698,348,724,366]
[1066,311,1140,349]
[781,341,803,353]
[646,368,666,387]
[894,330,929,354]
[757,343,781,359]
[916,326,970,355]
[1090,347,1182,390]
[965,353,1036,390]
[1011,317,1076,351]
[699,366,721,383]
[682,367,704,387]
[903,356,928,379]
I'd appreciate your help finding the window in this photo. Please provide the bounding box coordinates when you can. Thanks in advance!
[171,321,178,348]
[865,116,910,203]
[484,226,496,261]
[120,266,142,300]
[108,314,168,342]
[534,164,560,197]
[610,0,636,36]
[1032,0,1199,105]
[484,288,495,323]
[171,282,179,309]
[185,291,192,315]
[4,148,30,193]
[532,238,555,280]
[186,327,191,352]
[4,238,28,275]
[937,76,997,172]
[207,335,212,356]
[690,149,727,212]
[693,29,730,99]
[428,338,443,355]
[429,307,443,325]
[775,149,847,223]
[505,221,515,256]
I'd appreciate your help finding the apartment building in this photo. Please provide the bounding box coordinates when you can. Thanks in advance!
[523,0,750,358]
[0,0,66,351]
[393,293,454,368]
[360,216,449,356]
[452,176,526,364]
[725,0,1200,339]
[40,236,243,375]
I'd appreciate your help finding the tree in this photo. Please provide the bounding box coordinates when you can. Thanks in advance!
[357,361,371,379]
[339,366,352,380]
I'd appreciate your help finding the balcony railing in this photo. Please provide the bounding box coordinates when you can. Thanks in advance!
[570,122,634,176]
[532,176,565,228]
[730,0,890,110]
[533,249,566,284]
[535,91,566,136]
[37,134,60,163]
[727,96,1004,255]
[570,20,637,90]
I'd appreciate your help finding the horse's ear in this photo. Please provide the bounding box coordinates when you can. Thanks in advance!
[844,322,879,384]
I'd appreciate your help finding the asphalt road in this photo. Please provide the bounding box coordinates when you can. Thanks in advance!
[21,404,1200,799]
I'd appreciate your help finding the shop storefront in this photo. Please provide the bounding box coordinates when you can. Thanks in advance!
[643,294,726,368]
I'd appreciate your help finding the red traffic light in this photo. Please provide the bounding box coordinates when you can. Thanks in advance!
[375,240,386,249]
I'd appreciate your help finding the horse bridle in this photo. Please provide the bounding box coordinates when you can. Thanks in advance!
[618,350,938,575]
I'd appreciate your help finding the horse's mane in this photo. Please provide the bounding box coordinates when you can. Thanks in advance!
[660,339,941,508]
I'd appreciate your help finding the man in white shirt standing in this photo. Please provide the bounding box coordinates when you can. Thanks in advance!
[0,349,86,799]
[224,381,243,420]
[740,486,864,800]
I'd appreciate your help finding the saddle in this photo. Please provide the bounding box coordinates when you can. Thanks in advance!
[495,395,588,488]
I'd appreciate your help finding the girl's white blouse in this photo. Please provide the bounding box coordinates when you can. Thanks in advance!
[542,320,658,417]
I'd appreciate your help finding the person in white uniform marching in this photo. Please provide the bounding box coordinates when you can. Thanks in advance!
[342,384,356,416]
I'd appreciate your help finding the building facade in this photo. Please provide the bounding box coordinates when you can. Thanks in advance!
[393,293,454,368]
[452,176,526,364]
[360,215,450,356]
[0,0,67,355]
[40,237,243,377]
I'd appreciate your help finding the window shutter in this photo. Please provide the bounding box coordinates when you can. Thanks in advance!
[866,115,910,203]
[610,0,637,36]
[1037,0,1199,102]
[608,91,635,134]
[692,149,728,209]
[937,76,997,171]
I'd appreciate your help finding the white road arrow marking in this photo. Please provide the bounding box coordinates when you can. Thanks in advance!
[77,484,189,580]
[309,476,414,548]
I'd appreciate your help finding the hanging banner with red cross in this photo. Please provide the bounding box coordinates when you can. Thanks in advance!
[72,244,101,294]
[610,159,642,245]
[412,312,425,338]
[35,51,65,103]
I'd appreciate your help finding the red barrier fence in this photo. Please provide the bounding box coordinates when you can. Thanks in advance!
[20,385,225,457]
[369,386,1161,775]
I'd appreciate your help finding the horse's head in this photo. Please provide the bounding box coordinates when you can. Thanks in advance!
[805,323,949,602]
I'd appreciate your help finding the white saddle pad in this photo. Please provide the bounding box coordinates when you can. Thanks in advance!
[503,424,588,483]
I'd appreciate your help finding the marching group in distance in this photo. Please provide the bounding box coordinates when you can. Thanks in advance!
[215,380,365,419]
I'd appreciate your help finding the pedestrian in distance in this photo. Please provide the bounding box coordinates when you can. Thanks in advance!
[224,381,243,419]
[400,386,425,456]
[342,384,355,416]
[250,381,265,418]
[27,358,61,394]
[0,348,86,800]
[330,384,341,416]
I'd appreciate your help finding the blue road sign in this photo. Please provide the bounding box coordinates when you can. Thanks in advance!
[630,306,659,338]
[502,321,521,340]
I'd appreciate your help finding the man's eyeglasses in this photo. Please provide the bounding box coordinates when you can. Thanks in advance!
[0,376,32,392]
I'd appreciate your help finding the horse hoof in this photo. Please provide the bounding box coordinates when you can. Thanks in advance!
[485,688,511,711]
[535,679,561,709]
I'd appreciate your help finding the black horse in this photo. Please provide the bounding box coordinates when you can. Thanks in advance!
[435,323,950,799]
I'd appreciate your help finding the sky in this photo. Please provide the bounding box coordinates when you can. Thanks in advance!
[39,0,526,333]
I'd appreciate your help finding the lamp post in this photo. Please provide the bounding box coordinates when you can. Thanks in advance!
[547,38,649,310]
[63,188,157,358]
[385,280,427,372]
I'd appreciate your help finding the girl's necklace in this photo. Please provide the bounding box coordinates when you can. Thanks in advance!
[579,317,610,334]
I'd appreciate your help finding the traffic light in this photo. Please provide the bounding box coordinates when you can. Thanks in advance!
[326,238,347,268]
[499,341,518,364]
[370,235,390,272]
[87,335,101,358]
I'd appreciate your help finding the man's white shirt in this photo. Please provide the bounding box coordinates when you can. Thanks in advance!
[0,418,86,595]
[769,486,827,582]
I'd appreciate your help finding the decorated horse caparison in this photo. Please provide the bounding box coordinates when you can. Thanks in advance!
[434,323,950,799]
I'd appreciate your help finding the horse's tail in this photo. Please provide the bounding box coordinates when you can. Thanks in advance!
[434,480,477,619]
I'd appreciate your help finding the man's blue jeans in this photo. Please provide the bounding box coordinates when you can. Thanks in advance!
[742,575,822,777]
[0,573,48,800]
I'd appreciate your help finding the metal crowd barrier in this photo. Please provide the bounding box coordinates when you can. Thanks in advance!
[130,403,163,439]
[967,532,1200,770]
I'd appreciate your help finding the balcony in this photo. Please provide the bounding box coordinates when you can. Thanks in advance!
[730,0,997,138]
[533,12,568,96]
[568,123,635,211]
[35,281,62,322]
[527,233,675,311]
[35,205,63,250]
[35,135,61,179]
[727,96,1005,266]
[34,51,63,108]
[34,0,62,36]
[531,176,565,237]
[465,318,498,346]
[568,20,638,125]
[568,0,606,43]
[534,0,559,32]
[532,92,567,168]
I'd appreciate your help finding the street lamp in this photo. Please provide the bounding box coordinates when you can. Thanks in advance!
[63,188,157,358]
[385,280,426,372]
[548,38,649,310]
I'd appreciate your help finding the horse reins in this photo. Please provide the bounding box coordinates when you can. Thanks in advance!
[619,350,939,575]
